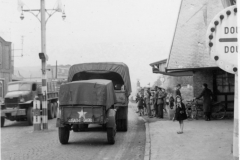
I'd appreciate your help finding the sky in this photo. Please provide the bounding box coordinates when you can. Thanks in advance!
[0,0,181,93]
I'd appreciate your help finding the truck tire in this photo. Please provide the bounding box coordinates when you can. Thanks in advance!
[1,117,5,127]
[27,107,33,126]
[53,102,58,118]
[107,128,116,144]
[116,107,128,131]
[48,103,54,119]
[59,126,70,144]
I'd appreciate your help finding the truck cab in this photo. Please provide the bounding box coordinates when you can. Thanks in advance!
[1,81,58,127]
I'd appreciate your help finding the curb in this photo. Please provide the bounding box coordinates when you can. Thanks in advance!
[141,117,151,160]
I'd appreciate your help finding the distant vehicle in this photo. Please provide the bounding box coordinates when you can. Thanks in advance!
[1,81,58,127]
[56,62,132,144]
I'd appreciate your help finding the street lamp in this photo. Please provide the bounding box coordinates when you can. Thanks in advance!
[20,10,24,20]
[20,0,66,131]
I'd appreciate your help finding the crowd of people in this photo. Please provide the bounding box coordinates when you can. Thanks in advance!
[135,83,213,134]
[135,86,167,118]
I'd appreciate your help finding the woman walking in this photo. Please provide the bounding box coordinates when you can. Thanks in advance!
[173,95,187,134]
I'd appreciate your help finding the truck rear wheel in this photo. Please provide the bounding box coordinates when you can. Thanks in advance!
[48,103,54,119]
[107,128,116,144]
[1,116,5,127]
[27,107,33,126]
[59,126,70,144]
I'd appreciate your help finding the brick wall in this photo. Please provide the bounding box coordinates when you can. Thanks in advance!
[193,70,213,97]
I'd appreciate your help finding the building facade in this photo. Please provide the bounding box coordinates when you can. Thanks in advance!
[150,0,235,111]
[0,37,12,101]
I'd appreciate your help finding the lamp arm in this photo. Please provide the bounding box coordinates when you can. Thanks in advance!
[23,10,41,22]
[45,10,57,24]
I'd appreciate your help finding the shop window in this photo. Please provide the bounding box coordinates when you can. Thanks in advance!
[215,70,234,93]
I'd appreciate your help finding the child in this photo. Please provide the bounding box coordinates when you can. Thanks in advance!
[173,95,187,134]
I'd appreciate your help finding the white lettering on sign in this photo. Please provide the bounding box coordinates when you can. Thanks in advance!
[206,5,238,74]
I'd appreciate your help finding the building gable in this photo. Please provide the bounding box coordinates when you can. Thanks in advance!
[167,0,224,70]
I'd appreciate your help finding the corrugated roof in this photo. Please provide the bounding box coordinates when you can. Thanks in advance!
[167,0,224,70]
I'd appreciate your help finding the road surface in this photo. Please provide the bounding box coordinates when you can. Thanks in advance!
[1,103,145,160]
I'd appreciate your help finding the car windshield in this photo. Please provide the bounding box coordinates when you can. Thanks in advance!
[8,83,32,92]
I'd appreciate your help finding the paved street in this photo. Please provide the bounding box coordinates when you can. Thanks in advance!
[130,101,234,160]
[1,103,145,160]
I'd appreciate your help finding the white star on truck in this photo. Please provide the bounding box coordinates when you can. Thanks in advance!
[78,109,87,119]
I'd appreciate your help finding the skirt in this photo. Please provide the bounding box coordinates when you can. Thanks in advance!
[175,112,187,121]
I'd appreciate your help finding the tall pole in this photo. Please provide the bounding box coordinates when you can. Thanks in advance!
[41,0,48,130]
[56,61,57,79]
[233,73,238,160]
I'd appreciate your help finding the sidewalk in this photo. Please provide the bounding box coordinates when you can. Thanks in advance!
[136,106,234,160]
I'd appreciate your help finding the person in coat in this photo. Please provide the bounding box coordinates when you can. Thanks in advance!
[153,86,159,117]
[156,87,166,118]
[145,88,152,118]
[175,84,182,99]
[195,83,213,121]
[136,90,145,116]
[173,95,187,134]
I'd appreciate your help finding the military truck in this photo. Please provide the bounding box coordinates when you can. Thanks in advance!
[56,62,132,144]
[57,79,117,144]
[1,81,58,127]
[66,62,131,131]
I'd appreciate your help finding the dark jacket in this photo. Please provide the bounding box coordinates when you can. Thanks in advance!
[175,89,181,98]
[156,91,166,105]
[196,88,213,112]
[136,94,145,109]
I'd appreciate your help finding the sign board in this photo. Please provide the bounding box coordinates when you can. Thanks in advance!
[206,5,238,74]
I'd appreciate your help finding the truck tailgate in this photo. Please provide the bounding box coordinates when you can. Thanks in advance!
[62,106,105,124]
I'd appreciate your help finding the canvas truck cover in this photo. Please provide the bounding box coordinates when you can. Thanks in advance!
[67,62,132,96]
[59,79,117,110]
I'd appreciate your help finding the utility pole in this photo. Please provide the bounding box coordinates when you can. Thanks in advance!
[20,0,66,131]
[40,0,48,130]
[56,61,58,79]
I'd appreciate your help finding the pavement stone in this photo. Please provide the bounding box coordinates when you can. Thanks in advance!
[145,116,233,160]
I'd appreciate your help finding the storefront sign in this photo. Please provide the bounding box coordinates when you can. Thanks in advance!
[206,5,238,74]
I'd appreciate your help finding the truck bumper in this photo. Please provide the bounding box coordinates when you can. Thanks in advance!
[1,108,26,117]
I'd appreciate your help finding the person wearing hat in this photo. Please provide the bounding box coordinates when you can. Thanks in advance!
[156,87,166,118]
[153,86,159,117]
[173,95,187,134]
[145,87,152,118]
[136,89,145,116]
[175,84,182,98]
[195,83,213,121]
